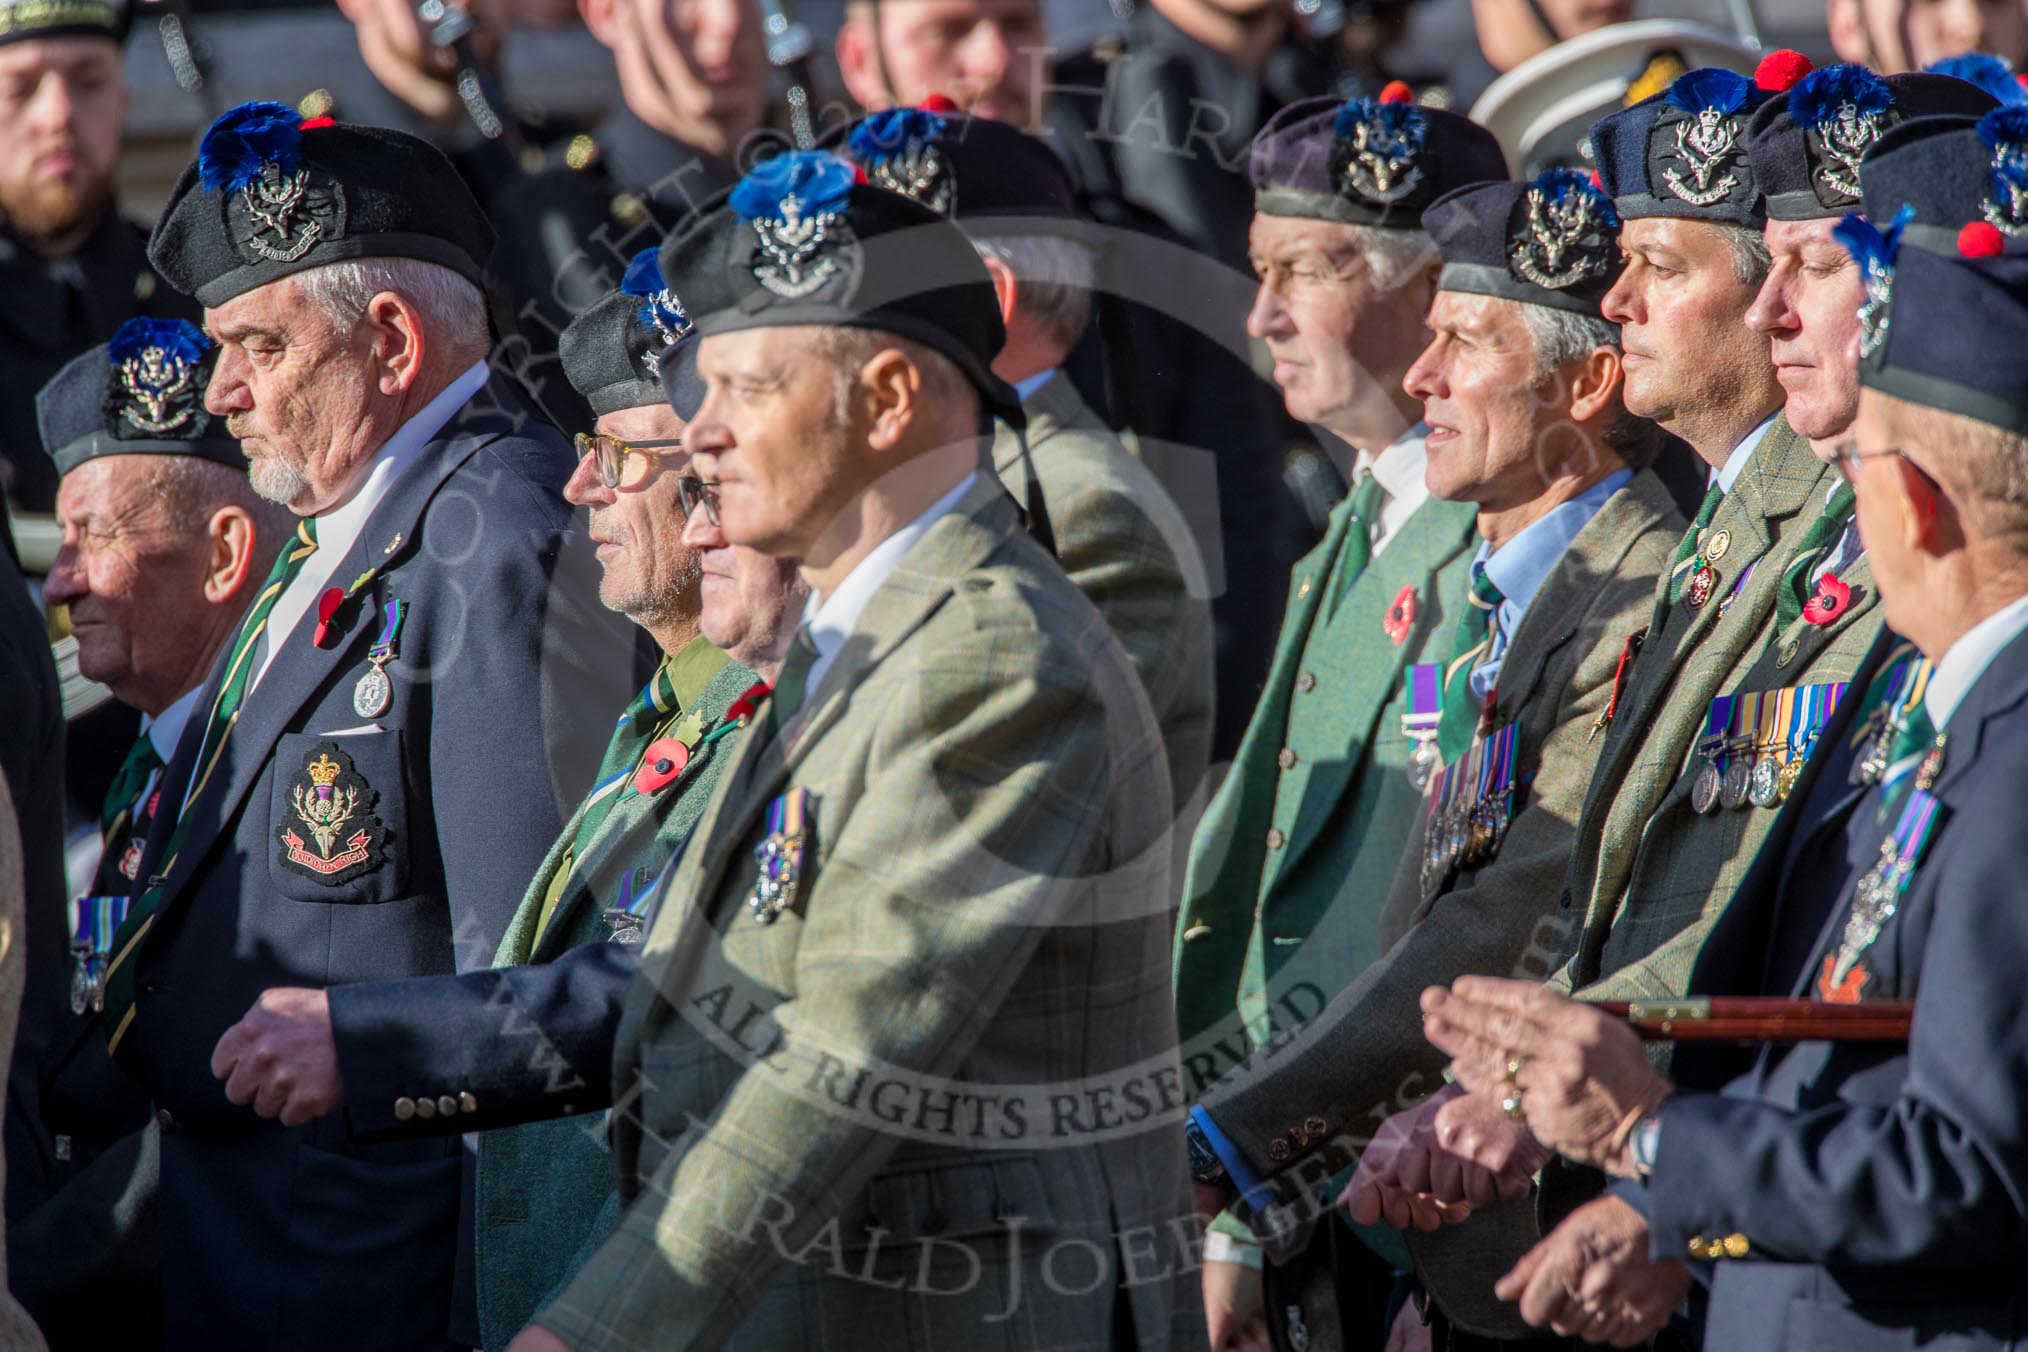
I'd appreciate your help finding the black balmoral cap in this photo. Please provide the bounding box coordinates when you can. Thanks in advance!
[1426,169,1624,317]
[0,0,129,46]
[656,151,1020,425]
[149,101,495,309]
[561,248,705,419]
[1862,109,2028,255]
[1742,60,1997,221]
[827,101,1087,240]
[1841,212,2028,435]
[38,317,245,476]
[1592,66,1780,225]
[1249,85,1508,230]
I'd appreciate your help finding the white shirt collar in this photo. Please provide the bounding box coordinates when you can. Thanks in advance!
[1361,423,1430,505]
[254,359,490,689]
[1713,413,1778,495]
[1923,591,2028,729]
[145,684,202,765]
[801,471,978,695]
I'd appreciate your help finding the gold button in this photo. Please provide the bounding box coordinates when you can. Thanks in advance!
[1722,1233,1750,1258]
[1267,1138,1291,1161]
[1687,1237,1712,1260]
[393,1097,416,1122]
[1297,577,1313,599]
[611,192,648,227]
[1703,528,1730,561]
[460,1091,478,1114]
[1277,748,1298,770]
[1296,672,1317,693]
[1182,924,1212,943]
[438,1095,459,1118]
[564,133,598,170]
[1266,828,1286,850]
[415,1098,437,1120]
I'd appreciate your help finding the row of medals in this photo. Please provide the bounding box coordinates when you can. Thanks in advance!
[1690,735,1807,813]
[1416,740,1509,888]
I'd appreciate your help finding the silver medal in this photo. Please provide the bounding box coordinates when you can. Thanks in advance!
[352,663,392,719]
[1720,757,1752,810]
[1748,756,1782,808]
[1691,760,1722,814]
[1408,739,1440,793]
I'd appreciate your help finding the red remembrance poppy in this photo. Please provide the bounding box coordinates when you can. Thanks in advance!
[1803,575,1851,626]
[724,681,772,727]
[311,588,345,647]
[633,738,691,795]
[1384,585,1418,644]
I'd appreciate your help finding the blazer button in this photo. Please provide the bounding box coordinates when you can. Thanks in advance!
[438,1095,459,1118]
[393,1097,416,1122]
[1722,1233,1750,1258]
[1277,748,1298,770]
[1304,1115,1327,1138]
[460,1092,479,1114]
[155,1108,176,1133]
[1267,1138,1292,1162]
[415,1098,437,1119]
[1182,924,1212,943]
[1296,672,1317,693]
[1777,639,1799,668]
[1266,828,1286,850]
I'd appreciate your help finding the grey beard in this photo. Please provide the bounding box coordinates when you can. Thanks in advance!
[249,453,312,510]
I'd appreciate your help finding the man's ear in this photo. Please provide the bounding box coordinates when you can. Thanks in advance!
[1567,346,1622,425]
[980,252,1020,331]
[579,0,620,51]
[203,506,259,606]
[364,291,427,396]
[835,14,893,113]
[1894,454,1948,554]
[860,346,921,453]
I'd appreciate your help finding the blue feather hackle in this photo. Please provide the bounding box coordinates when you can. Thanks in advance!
[1833,204,1914,274]
[620,248,664,298]
[1663,68,1751,115]
[1927,53,2028,106]
[1978,105,2028,149]
[107,317,209,368]
[1532,167,1620,230]
[729,151,858,223]
[619,249,689,336]
[1333,96,1426,144]
[849,108,948,161]
[198,101,305,194]
[1790,65,1894,130]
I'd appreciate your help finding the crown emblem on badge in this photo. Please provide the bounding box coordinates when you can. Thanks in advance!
[849,107,953,214]
[106,318,210,438]
[1835,206,1910,361]
[1792,66,1895,206]
[619,248,692,375]
[199,101,347,267]
[1658,70,1751,207]
[730,152,859,301]
[1331,93,1428,206]
[277,742,385,885]
[307,752,342,787]
[1511,169,1619,289]
[1980,108,2028,236]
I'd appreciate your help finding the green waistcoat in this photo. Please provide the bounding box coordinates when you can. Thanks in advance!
[1175,487,1479,1083]
[474,647,759,1351]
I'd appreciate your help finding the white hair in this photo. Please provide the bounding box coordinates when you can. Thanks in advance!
[1712,221,1773,287]
[1519,305,1620,376]
[971,233,1098,352]
[292,257,488,357]
[1343,222,1440,291]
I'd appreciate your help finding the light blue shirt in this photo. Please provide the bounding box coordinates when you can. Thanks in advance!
[1013,369,1058,402]
[1470,467,1633,698]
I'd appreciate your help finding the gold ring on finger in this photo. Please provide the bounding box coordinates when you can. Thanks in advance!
[1501,1090,1526,1120]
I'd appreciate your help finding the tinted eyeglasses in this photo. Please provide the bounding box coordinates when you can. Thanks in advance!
[573,432,684,490]
[674,475,721,525]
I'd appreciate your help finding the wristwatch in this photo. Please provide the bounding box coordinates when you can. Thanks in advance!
[1185,1118,1227,1185]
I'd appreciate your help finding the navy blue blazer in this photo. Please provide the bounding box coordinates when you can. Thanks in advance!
[119,379,641,1352]
[1638,621,2028,1351]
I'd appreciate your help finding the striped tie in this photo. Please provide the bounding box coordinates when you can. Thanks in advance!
[1436,566,1506,763]
[1874,699,1937,824]
[1776,483,1857,631]
[766,628,821,739]
[1324,471,1388,619]
[101,518,319,1054]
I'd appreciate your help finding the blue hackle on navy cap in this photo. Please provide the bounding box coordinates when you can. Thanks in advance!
[1791,65,1895,130]
[1835,205,1913,280]
[1665,68,1752,116]
[198,101,306,194]
[106,316,210,369]
[1927,53,2028,106]
[849,107,949,160]
[620,247,689,336]
[729,151,858,224]
[1333,95,1427,146]
[1538,167,1620,230]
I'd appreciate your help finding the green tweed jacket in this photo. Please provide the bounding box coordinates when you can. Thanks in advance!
[993,374,1216,812]
[473,646,758,1352]
[1174,477,1480,1095]
[1190,470,1680,1197]
[533,479,1197,1352]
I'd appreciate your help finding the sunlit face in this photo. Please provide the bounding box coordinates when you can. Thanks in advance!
[1537,0,1635,36]
[1746,217,1864,451]
[43,457,215,707]
[564,402,702,626]
[1843,389,1925,636]
[1834,0,2028,72]
[1600,216,1768,431]
[683,326,860,557]
[0,37,125,250]
[681,503,808,670]
[203,277,376,514]
[606,0,768,139]
[1406,292,1605,511]
[1246,213,1433,432]
[843,0,1047,127]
